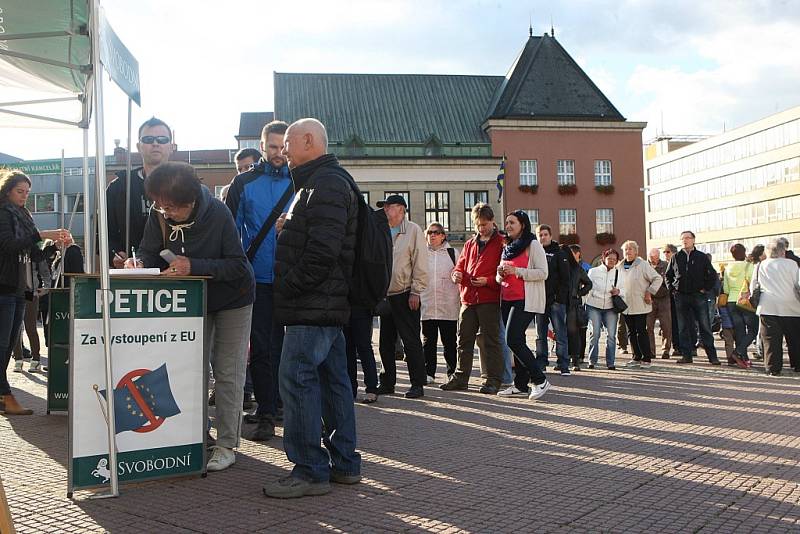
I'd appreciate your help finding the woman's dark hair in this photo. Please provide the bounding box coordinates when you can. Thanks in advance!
[562,244,578,268]
[747,244,765,264]
[0,169,32,205]
[730,243,746,261]
[569,244,582,258]
[503,210,532,245]
[602,248,620,261]
[145,162,202,206]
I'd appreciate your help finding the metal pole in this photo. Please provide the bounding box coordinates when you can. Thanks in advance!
[60,149,65,229]
[124,98,132,256]
[90,0,119,498]
[82,128,91,273]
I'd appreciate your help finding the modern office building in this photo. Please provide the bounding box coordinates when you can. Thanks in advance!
[644,105,800,261]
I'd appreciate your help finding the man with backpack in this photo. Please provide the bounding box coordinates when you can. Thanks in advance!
[375,195,429,399]
[225,120,294,441]
[263,118,362,499]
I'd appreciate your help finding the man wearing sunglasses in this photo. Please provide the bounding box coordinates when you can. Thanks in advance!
[106,116,175,268]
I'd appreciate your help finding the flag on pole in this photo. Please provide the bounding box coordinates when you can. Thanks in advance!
[496,154,506,202]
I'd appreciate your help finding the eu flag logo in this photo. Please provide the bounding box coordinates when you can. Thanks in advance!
[100,364,181,434]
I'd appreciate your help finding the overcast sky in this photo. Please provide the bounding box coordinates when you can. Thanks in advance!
[2,0,799,160]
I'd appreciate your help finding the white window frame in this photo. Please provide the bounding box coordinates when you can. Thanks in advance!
[596,208,614,234]
[524,209,539,226]
[519,159,538,186]
[594,160,612,186]
[559,208,577,235]
[557,160,575,185]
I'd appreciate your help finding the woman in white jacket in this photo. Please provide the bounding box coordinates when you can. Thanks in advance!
[495,210,551,400]
[420,222,461,383]
[617,240,663,368]
[586,248,621,369]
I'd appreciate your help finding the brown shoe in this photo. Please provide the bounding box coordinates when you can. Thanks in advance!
[1,394,33,415]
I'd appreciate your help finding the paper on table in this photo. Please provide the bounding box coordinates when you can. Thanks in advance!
[109,268,161,276]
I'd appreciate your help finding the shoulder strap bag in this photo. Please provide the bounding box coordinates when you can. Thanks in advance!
[246,184,294,262]
[611,269,628,314]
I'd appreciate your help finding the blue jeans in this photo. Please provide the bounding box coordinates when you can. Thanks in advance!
[675,292,718,361]
[0,295,26,395]
[535,302,567,370]
[249,283,285,417]
[587,305,618,367]
[499,312,513,384]
[279,325,361,482]
[727,303,758,358]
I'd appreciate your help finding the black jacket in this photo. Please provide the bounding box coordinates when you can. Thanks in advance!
[665,248,717,294]
[273,154,359,326]
[567,263,592,302]
[543,241,571,305]
[138,186,255,313]
[105,167,151,260]
[0,207,45,293]
[786,250,800,267]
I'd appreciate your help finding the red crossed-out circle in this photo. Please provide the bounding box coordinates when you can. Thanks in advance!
[116,368,165,433]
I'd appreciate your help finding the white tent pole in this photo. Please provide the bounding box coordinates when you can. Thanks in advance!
[90,0,119,498]
[60,150,65,229]
[82,127,91,273]
[125,98,132,255]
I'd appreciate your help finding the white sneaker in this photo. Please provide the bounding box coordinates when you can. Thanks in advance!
[13,360,23,372]
[426,375,436,385]
[640,361,652,369]
[528,380,551,400]
[625,359,641,368]
[29,361,42,373]
[497,385,527,397]
[206,446,235,472]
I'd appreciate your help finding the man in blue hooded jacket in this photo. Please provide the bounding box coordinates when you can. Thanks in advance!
[225,120,294,440]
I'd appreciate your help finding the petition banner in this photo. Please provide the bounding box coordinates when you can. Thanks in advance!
[68,277,206,491]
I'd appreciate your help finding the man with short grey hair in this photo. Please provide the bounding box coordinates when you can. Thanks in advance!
[263,117,362,499]
[777,236,800,266]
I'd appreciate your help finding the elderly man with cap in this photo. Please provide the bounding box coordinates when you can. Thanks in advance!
[375,194,429,399]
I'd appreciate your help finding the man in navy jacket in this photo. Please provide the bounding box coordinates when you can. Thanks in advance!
[665,231,721,365]
[225,121,294,440]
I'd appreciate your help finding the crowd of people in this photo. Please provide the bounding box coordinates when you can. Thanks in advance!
[2,114,799,500]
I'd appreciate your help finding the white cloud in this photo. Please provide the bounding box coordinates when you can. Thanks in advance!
[626,19,800,139]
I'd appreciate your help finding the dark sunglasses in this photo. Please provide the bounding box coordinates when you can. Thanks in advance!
[140,135,171,145]
[427,230,444,235]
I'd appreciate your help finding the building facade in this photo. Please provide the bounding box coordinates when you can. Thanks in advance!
[644,105,800,261]
[269,32,645,256]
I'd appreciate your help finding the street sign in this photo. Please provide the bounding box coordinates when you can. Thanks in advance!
[1,159,61,175]
[99,11,141,106]
[68,277,206,492]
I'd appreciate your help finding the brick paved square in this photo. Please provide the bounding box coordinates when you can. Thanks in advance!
[2,328,799,533]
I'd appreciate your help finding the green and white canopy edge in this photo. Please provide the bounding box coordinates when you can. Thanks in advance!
[0,0,140,498]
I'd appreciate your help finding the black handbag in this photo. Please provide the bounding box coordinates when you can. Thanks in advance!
[611,270,628,314]
[748,263,761,308]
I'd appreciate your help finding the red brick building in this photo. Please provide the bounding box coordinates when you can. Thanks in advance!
[485,33,646,261]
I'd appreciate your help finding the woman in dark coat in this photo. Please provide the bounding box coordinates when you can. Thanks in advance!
[563,244,592,371]
[0,169,72,415]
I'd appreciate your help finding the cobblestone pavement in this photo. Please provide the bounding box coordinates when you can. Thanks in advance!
[2,329,799,533]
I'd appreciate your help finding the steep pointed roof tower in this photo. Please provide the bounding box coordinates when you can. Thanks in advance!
[486,33,624,121]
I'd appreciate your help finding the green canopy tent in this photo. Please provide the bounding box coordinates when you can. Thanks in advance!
[0,0,142,498]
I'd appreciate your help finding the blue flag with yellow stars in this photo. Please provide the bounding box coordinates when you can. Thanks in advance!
[496,154,506,202]
[100,363,181,433]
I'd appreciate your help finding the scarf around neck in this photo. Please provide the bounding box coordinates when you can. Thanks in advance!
[502,231,535,261]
